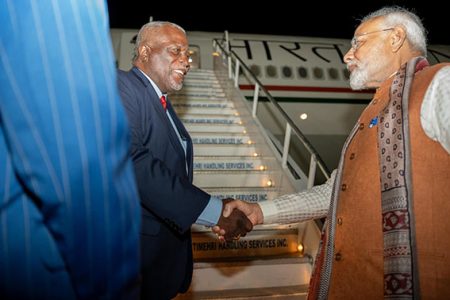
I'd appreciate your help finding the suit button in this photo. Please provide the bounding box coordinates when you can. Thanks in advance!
[341,184,347,191]
[349,153,355,160]
[337,217,343,225]
[359,123,364,130]
[335,252,342,261]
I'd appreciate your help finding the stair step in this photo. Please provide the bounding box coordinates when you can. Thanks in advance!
[176,89,225,96]
[169,95,233,107]
[185,73,218,78]
[174,106,237,115]
[203,187,279,202]
[181,115,242,125]
[192,135,252,145]
[176,253,311,298]
[193,144,270,157]
[193,144,261,156]
[173,93,227,99]
[171,97,233,106]
[184,76,219,82]
[193,156,277,171]
[182,77,222,83]
[191,226,302,256]
[190,220,317,264]
[187,123,247,133]
[186,69,215,75]
[183,82,222,88]
[175,285,308,300]
[179,85,224,92]
[193,170,280,188]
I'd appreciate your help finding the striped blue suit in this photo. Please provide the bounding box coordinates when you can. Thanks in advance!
[0,1,141,299]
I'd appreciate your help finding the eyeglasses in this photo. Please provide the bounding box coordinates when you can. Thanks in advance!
[350,28,394,51]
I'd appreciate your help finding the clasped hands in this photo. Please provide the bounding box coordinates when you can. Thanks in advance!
[213,198,264,242]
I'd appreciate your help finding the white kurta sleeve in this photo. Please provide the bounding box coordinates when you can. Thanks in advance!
[421,66,450,154]
[260,170,336,224]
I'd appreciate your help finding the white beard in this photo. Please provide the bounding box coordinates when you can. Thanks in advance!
[169,74,184,91]
[170,80,183,91]
[347,44,385,90]
[349,64,370,90]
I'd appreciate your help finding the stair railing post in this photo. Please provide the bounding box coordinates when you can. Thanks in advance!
[224,31,232,79]
[307,154,317,189]
[252,83,259,118]
[282,123,292,169]
[234,59,240,88]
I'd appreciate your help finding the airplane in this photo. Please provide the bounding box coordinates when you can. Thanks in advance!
[110,28,450,298]
[110,28,450,171]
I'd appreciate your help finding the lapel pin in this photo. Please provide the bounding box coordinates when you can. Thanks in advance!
[369,116,378,128]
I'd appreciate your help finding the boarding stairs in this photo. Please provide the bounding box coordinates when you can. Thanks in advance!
[172,67,323,299]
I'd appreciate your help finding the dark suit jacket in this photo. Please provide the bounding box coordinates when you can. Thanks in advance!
[117,67,211,299]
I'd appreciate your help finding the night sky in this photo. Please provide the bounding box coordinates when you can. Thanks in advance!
[106,0,449,45]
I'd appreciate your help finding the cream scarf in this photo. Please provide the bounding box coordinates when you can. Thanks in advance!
[378,56,429,299]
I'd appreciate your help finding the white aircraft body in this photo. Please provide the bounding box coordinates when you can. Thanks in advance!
[110,29,450,169]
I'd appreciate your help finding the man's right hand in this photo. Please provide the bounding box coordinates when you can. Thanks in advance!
[223,199,264,225]
[216,198,253,242]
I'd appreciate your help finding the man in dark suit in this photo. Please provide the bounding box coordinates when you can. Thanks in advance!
[117,21,252,299]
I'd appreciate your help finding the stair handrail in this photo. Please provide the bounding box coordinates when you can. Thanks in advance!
[213,34,331,186]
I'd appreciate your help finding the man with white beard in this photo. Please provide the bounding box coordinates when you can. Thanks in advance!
[217,6,450,300]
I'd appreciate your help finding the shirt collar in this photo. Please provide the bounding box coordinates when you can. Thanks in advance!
[137,68,167,99]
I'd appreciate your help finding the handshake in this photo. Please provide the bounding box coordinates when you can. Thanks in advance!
[213,198,264,242]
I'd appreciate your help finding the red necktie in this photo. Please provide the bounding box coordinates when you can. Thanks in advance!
[160,95,167,111]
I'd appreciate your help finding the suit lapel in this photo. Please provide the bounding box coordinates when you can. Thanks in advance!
[130,68,191,176]
[166,99,193,180]
[154,95,188,170]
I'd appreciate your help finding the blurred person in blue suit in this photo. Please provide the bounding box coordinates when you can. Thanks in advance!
[0,0,141,299]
